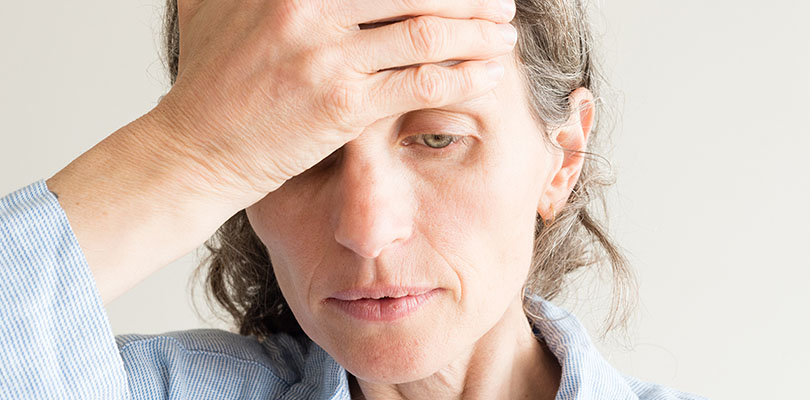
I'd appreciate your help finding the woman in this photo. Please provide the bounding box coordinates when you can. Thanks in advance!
[0,0,707,398]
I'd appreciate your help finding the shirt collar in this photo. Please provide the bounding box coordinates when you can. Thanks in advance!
[525,293,638,399]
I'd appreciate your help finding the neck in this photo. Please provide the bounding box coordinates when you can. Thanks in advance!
[349,294,561,400]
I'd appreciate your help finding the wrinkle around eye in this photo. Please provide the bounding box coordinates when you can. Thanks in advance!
[399,108,489,142]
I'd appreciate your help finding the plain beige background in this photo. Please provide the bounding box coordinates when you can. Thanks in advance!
[2,1,808,398]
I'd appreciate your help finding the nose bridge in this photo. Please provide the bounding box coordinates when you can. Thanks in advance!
[333,139,414,259]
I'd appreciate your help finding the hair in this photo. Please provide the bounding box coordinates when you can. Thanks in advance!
[160,0,637,340]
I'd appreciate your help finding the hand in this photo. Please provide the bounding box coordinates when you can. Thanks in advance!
[152,0,518,209]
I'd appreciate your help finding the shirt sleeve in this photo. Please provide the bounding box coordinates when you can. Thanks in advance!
[0,179,130,399]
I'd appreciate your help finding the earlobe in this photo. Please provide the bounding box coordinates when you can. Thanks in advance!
[537,87,595,220]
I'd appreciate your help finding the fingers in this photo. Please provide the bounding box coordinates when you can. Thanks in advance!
[362,59,505,121]
[344,16,517,74]
[329,0,516,28]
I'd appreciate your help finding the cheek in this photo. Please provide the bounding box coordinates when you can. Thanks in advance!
[244,184,330,315]
[416,138,543,317]
[247,189,312,265]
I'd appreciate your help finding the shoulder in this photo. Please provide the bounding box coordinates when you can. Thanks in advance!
[115,329,346,399]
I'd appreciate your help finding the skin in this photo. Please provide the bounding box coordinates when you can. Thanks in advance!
[45,0,519,304]
[245,48,594,399]
[40,2,583,396]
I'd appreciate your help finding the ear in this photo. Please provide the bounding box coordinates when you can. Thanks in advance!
[537,87,595,220]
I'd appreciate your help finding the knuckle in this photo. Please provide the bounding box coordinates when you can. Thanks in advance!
[332,38,364,73]
[322,81,365,126]
[275,0,308,27]
[399,0,430,11]
[459,64,477,93]
[478,20,495,45]
[413,64,446,106]
[295,48,324,87]
[297,46,340,87]
[406,16,445,60]
[462,0,484,16]
[307,45,330,69]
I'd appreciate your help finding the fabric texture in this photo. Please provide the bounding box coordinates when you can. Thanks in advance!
[0,179,709,400]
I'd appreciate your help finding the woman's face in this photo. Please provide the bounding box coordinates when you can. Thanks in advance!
[245,53,578,383]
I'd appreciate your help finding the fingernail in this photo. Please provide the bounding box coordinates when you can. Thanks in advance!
[486,61,504,81]
[498,24,517,45]
[501,0,516,17]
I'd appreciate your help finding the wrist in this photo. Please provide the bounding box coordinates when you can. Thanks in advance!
[142,99,282,209]
[46,109,244,303]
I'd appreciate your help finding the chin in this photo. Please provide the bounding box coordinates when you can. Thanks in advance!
[298,293,469,383]
[320,322,457,384]
[336,337,445,384]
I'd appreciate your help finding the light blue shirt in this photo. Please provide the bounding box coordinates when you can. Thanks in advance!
[0,180,709,399]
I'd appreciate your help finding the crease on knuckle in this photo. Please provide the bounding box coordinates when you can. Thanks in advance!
[414,64,445,106]
[399,0,430,13]
[407,16,444,60]
[459,64,477,94]
[295,47,327,88]
[300,46,322,69]
[477,20,494,46]
[323,81,364,126]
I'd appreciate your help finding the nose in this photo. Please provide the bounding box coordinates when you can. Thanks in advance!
[332,141,415,259]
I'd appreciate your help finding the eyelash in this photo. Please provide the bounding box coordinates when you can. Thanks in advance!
[403,134,469,154]
[312,133,468,171]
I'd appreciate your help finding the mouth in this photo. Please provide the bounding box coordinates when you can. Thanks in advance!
[329,286,436,301]
[325,287,442,322]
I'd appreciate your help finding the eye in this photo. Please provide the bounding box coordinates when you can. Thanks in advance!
[403,134,468,152]
[423,134,455,149]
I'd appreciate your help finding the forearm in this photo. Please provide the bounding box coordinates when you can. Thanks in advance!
[46,108,241,304]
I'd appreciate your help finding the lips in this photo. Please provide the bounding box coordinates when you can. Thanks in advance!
[329,286,435,301]
[325,287,442,322]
